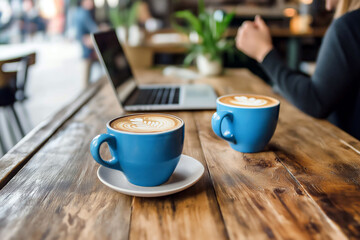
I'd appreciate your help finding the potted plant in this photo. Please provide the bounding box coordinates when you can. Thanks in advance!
[174,0,235,76]
[109,1,143,46]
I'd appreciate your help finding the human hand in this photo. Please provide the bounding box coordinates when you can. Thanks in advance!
[236,15,273,63]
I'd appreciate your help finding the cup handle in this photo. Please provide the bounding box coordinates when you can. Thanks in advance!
[212,111,236,143]
[90,133,120,170]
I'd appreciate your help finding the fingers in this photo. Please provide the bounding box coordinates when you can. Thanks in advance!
[237,21,254,39]
[241,21,255,29]
[236,26,245,51]
[236,19,262,51]
[254,15,267,29]
[236,21,254,48]
[235,27,242,50]
[235,16,273,61]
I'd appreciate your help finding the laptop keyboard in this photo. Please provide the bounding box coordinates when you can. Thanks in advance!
[131,87,180,105]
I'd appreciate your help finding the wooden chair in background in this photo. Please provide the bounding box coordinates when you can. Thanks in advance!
[0,52,36,155]
[16,53,36,101]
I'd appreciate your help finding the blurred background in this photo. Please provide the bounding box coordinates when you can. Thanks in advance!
[0,0,333,156]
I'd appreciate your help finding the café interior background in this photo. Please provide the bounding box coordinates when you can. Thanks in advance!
[0,0,333,157]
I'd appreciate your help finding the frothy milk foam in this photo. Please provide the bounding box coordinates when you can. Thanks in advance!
[110,114,182,133]
[219,94,278,108]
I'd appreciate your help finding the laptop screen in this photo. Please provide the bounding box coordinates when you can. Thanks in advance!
[92,30,137,103]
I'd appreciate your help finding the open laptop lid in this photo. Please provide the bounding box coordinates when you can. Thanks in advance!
[91,30,137,104]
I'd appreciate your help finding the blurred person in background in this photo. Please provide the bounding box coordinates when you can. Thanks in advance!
[19,0,46,42]
[236,0,360,140]
[74,0,98,87]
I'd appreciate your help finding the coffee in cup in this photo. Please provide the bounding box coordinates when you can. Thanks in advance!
[218,95,278,108]
[90,113,184,186]
[212,94,280,153]
[110,114,182,133]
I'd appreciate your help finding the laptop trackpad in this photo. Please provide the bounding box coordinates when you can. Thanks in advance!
[182,85,217,108]
[185,85,212,98]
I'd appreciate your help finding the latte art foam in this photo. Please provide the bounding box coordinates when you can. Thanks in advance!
[110,114,182,133]
[230,96,268,106]
[219,94,279,108]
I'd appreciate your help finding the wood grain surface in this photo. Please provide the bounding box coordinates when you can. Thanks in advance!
[0,68,359,239]
[195,110,347,240]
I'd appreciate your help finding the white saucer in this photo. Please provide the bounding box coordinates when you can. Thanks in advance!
[97,154,205,197]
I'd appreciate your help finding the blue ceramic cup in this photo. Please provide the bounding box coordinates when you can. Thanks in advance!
[212,94,280,153]
[90,114,184,186]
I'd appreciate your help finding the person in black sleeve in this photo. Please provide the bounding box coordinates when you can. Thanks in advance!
[236,0,360,140]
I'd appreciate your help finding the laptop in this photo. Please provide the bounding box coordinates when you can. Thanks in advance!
[91,30,217,111]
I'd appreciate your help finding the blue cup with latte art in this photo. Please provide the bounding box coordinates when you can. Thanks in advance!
[212,94,280,153]
[90,113,184,186]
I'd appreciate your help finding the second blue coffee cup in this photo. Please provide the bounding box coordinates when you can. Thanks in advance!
[212,94,280,153]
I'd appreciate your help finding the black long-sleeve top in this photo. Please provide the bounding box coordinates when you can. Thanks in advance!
[260,9,360,139]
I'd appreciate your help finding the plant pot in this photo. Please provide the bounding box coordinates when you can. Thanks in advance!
[196,54,223,76]
[128,25,144,46]
[116,26,127,43]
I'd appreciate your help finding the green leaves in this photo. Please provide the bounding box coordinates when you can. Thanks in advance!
[174,11,202,35]
[109,0,141,28]
[198,0,205,15]
[128,1,141,27]
[109,8,127,27]
[184,51,198,66]
[173,0,235,64]
[214,12,235,40]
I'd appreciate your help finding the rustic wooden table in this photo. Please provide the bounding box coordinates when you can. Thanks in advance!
[1,68,359,240]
